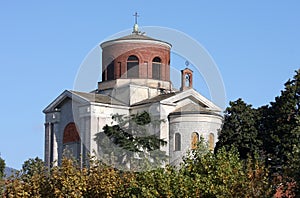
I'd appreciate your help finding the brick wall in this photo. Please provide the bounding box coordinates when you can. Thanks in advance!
[102,42,171,81]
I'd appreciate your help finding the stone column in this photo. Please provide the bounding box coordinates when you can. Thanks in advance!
[52,122,58,166]
[44,122,51,169]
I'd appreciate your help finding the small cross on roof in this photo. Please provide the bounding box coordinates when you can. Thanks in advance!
[133,12,139,24]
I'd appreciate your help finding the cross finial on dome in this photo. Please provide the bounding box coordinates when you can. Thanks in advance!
[132,12,140,34]
[133,12,139,24]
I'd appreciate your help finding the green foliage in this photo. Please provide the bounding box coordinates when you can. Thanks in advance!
[1,140,274,197]
[257,70,300,196]
[215,98,262,159]
[183,139,273,197]
[0,156,5,179]
[263,70,300,168]
[95,111,167,170]
[216,69,300,195]
[183,139,244,197]
[244,155,273,197]
[3,157,51,197]
[4,70,300,197]
[0,156,5,196]
[21,157,45,180]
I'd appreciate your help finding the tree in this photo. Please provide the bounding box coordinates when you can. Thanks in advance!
[0,156,5,196]
[95,111,167,171]
[215,69,300,195]
[2,143,274,197]
[182,137,272,197]
[261,70,300,193]
[0,156,5,179]
[21,157,45,179]
[215,98,263,159]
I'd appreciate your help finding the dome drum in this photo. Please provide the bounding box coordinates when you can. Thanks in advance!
[100,35,171,83]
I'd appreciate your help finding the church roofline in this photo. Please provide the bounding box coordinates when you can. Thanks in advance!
[169,103,223,118]
[130,88,223,113]
[43,90,127,113]
[100,33,172,49]
[43,90,89,113]
[130,92,176,107]
[71,91,127,106]
[169,110,223,118]
[161,88,223,112]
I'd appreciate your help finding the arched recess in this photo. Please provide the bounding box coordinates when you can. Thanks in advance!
[107,60,115,80]
[127,55,139,78]
[185,74,191,87]
[191,132,199,150]
[152,57,161,80]
[102,57,115,81]
[63,122,80,159]
[174,133,181,151]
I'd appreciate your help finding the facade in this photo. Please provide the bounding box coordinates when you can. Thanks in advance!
[43,23,223,168]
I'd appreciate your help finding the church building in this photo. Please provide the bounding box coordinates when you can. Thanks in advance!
[43,19,223,169]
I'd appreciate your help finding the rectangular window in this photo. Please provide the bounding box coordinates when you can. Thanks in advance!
[118,62,121,78]
[174,133,181,151]
[152,63,160,80]
[127,62,139,78]
[107,61,114,80]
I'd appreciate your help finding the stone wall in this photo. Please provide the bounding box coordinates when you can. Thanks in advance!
[169,113,223,166]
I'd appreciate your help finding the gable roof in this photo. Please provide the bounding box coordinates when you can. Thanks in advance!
[131,92,176,107]
[43,90,126,113]
[173,103,207,113]
[161,89,222,112]
[71,91,126,106]
[170,103,222,117]
[130,88,222,113]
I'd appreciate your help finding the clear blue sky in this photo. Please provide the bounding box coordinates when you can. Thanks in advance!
[0,1,299,169]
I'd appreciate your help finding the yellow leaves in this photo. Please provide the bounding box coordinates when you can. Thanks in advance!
[1,153,275,198]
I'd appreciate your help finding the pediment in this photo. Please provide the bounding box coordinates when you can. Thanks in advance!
[43,90,89,113]
[161,89,222,112]
[43,90,127,113]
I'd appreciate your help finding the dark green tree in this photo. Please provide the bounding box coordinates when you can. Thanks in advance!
[261,70,300,187]
[264,70,300,157]
[215,70,300,194]
[215,98,263,159]
[0,156,5,179]
[95,111,167,170]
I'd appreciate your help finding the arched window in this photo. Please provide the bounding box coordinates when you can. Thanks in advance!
[191,132,199,150]
[209,133,214,151]
[63,122,80,159]
[127,55,139,78]
[152,57,161,80]
[107,60,115,80]
[174,133,181,151]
